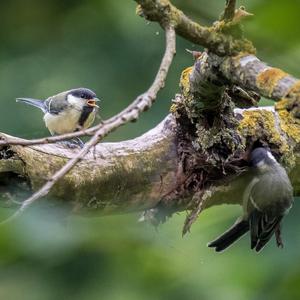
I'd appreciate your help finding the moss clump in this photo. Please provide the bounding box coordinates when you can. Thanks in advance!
[173,65,244,166]
[170,68,192,120]
[172,65,215,121]
[209,18,256,56]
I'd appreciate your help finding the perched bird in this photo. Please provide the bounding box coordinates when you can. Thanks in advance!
[17,88,100,147]
[208,147,293,252]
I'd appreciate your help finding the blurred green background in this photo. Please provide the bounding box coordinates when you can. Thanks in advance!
[0,0,300,299]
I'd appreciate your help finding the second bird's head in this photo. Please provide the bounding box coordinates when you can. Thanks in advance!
[66,88,100,109]
[250,147,278,172]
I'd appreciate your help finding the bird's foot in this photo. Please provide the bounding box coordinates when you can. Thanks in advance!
[72,137,85,148]
[275,226,284,248]
[58,138,84,149]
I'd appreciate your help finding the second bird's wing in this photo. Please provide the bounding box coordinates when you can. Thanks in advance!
[248,172,289,252]
[249,209,283,252]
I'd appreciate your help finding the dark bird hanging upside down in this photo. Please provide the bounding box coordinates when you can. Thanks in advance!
[208,147,294,252]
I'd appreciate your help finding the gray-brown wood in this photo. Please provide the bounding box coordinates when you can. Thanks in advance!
[0,116,178,215]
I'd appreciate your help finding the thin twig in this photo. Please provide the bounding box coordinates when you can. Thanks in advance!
[221,0,236,22]
[1,25,176,224]
[0,127,96,146]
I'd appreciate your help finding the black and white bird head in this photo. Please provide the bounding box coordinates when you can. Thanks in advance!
[250,147,278,171]
[66,88,100,108]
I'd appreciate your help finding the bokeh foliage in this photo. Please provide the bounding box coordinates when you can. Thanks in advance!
[0,1,300,299]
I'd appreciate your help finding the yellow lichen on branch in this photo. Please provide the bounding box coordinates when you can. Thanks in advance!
[170,66,193,115]
[179,66,193,96]
[256,68,288,97]
[286,81,300,99]
[276,99,300,144]
[238,109,289,153]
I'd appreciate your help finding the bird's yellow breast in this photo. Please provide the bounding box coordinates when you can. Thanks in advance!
[43,108,96,135]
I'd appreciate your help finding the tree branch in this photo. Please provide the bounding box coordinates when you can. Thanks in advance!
[220,54,300,101]
[1,108,300,218]
[0,115,179,215]
[135,0,255,56]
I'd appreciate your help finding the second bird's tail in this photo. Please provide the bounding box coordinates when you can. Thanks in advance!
[16,98,46,113]
[208,219,249,252]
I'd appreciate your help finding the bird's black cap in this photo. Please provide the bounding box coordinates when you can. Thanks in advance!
[250,147,275,167]
[68,88,96,99]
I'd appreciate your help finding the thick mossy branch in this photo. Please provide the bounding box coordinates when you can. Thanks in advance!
[135,0,255,56]
[0,116,179,215]
[0,107,300,220]
[220,55,300,103]
[176,53,300,156]
[175,55,300,163]
[172,53,250,175]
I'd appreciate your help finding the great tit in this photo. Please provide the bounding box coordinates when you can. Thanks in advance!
[17,88,100,147]
[208,147,293,252]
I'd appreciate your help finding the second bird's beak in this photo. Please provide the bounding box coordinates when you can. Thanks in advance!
[87,98,100,108]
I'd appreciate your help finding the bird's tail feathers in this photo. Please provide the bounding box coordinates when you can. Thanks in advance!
[16,98,46,113]
[208,219,249,252]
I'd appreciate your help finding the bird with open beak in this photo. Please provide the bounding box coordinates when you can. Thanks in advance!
[17,88,100,147]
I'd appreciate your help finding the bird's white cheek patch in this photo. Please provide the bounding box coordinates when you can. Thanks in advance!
[256,160,266,168]
[67,95,85,110]
[267,151,277,162]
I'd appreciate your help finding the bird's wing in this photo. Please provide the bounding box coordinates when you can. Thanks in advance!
[249,210,283,252]
[242,174,287,252]
[250,170,293,215]
[242,176,260,216]
[248,173,288,251]
[44,96,68,115]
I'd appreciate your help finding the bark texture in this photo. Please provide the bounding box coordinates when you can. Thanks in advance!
[1,106,300,216]
[0,116,179,215]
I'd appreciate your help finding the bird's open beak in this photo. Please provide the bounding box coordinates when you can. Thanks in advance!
[87,98,100,108]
